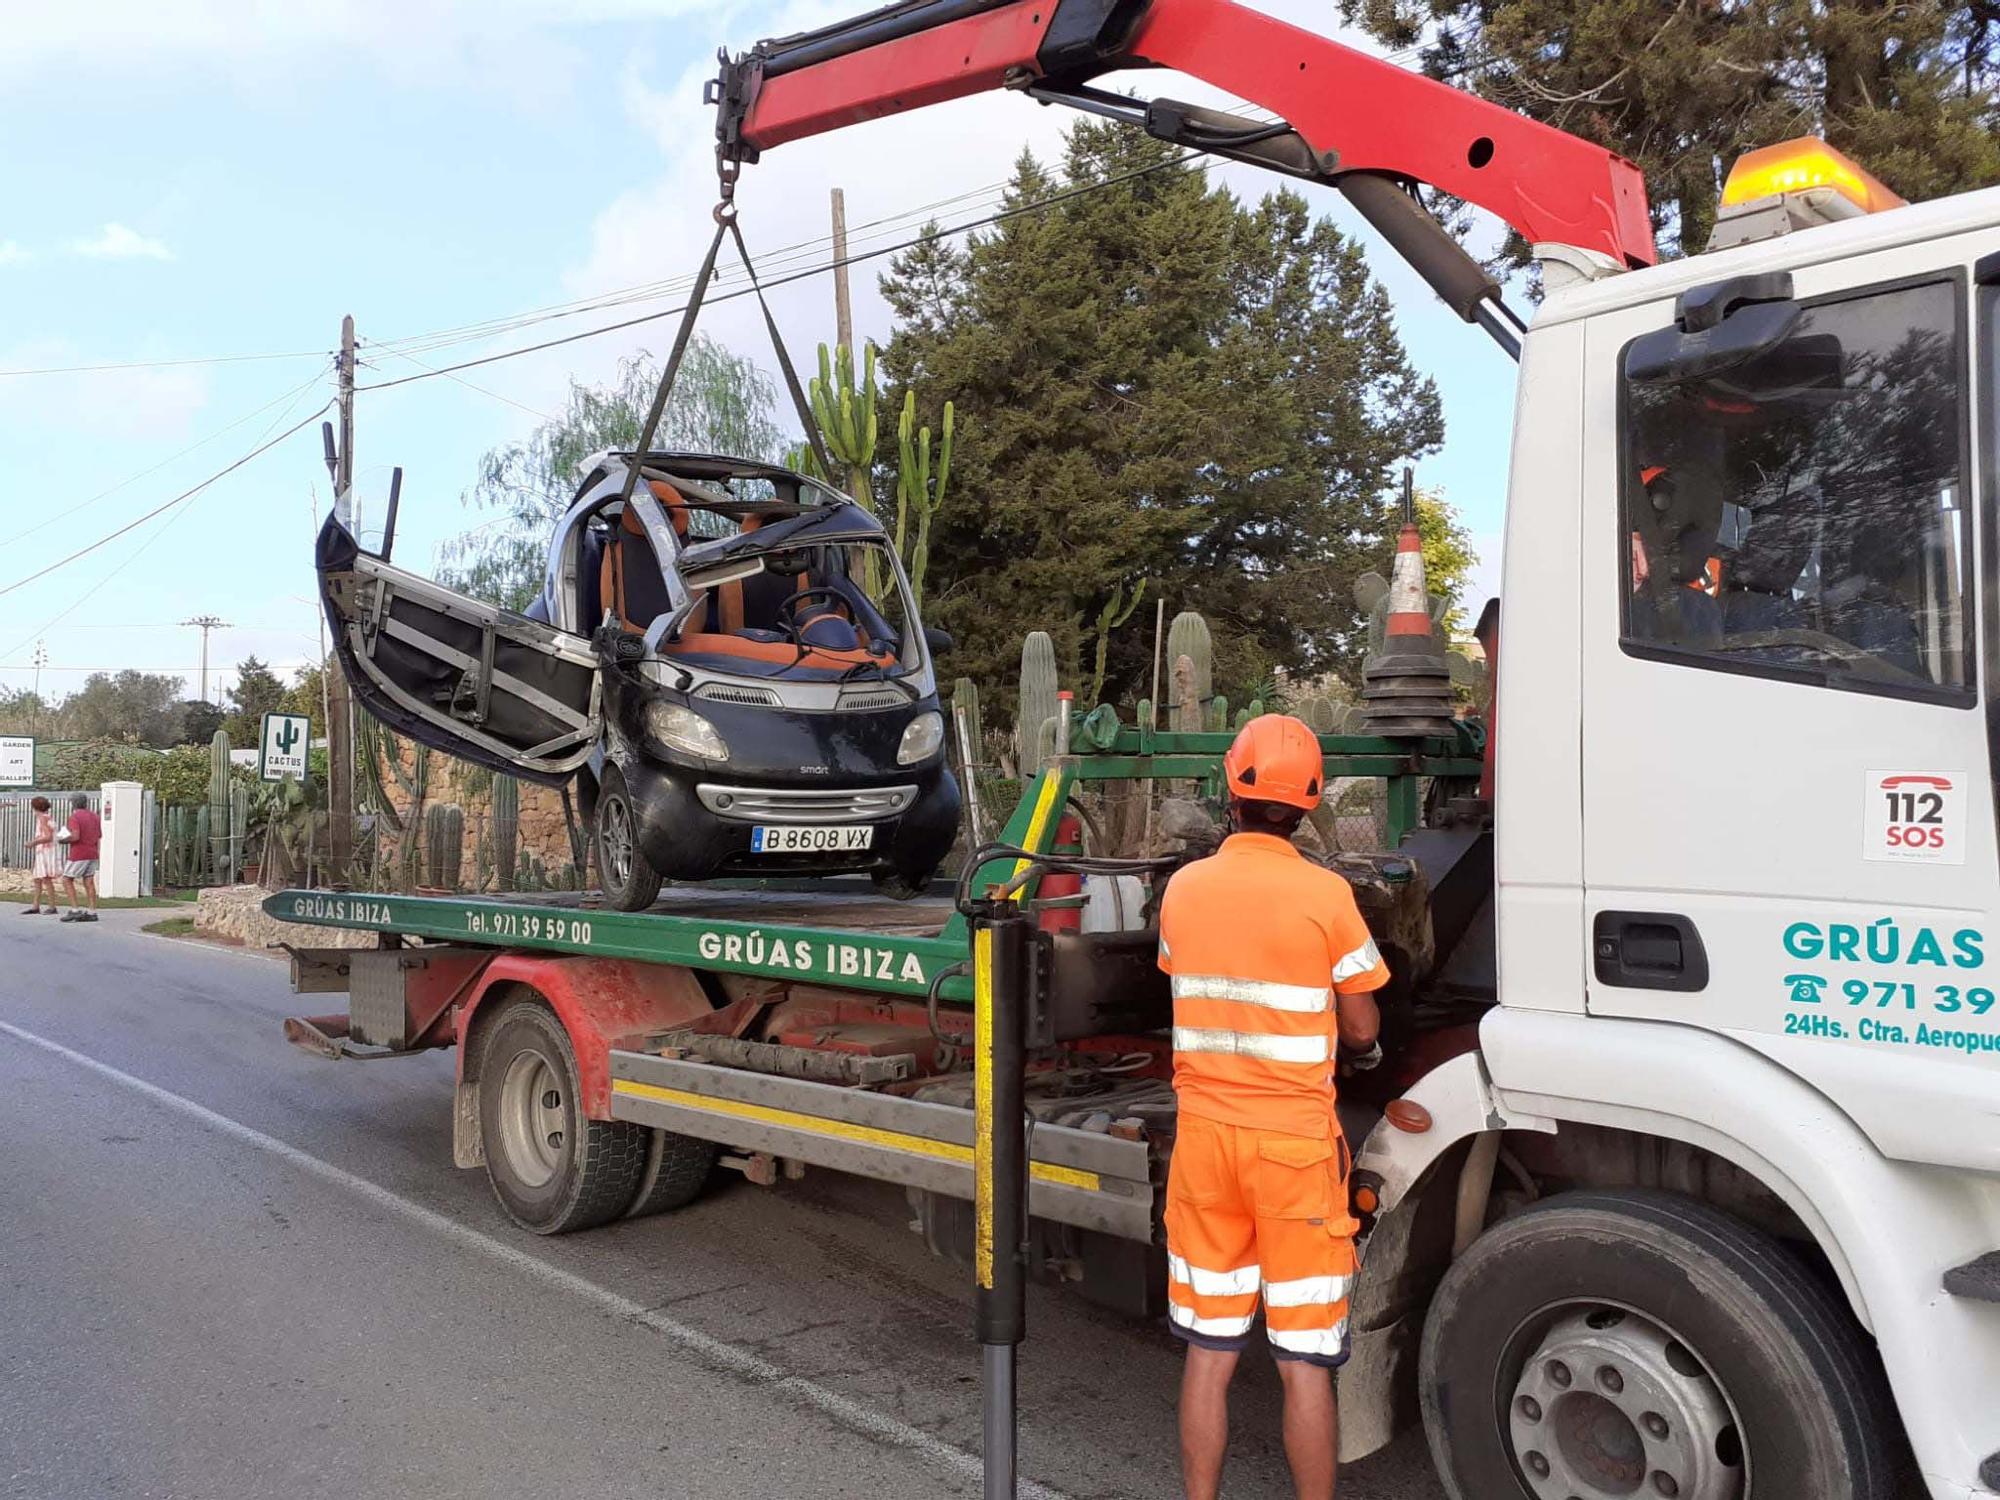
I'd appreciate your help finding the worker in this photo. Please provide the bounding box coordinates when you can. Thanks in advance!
[1157,714,1387,1500]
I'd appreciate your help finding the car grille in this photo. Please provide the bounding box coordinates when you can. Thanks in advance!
[834,687,907,711]
[695,683,780,707]
[695,783,918,824]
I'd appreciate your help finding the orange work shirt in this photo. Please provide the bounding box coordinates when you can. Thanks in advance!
[1157,832,1390,1138]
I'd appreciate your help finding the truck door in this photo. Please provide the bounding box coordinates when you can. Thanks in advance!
[1579,241,2000,1163]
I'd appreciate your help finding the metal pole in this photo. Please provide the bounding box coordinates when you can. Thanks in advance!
[972,904,1030,1500]
[830,187,853,361]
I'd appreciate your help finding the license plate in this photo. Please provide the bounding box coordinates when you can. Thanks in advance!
[751,824,874,854]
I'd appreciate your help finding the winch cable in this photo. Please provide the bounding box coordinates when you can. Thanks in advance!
[614,196,834,510]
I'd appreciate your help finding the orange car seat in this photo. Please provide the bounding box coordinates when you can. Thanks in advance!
[600,496,684,634]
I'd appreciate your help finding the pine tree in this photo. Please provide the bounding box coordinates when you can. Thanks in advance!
[1344,0,2000,257]
[879,125,1442,712]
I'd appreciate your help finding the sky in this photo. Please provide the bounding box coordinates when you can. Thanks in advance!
[0,0,1517,713]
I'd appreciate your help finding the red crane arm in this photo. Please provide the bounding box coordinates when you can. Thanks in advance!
[714,0,1657,270]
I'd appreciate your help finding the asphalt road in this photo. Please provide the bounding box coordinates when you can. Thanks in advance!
[0,908,1446,1500]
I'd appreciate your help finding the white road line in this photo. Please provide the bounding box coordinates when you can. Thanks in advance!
[0,1017,1070,1500]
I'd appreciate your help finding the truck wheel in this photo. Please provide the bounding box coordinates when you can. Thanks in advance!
[1420,1188,1895,1500]
[595,765,662,911]
[477,998,649,1234]
[624,1127,718,1218]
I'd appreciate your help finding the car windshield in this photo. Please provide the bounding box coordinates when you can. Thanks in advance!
[662,530,923,685]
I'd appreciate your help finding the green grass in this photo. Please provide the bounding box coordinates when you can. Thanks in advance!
[143,916,198,938]
[0,890,187,910]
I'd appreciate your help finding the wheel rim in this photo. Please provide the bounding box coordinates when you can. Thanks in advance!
[600,792,634,889]
[495,1047,568,1189]
[1506,1306,1745,1500]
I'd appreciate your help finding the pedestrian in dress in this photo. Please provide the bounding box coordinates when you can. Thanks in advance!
[23,796,62,915]
[58,793,101,923]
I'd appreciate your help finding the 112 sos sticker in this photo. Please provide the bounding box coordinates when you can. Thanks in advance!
[1864,771,1965,866]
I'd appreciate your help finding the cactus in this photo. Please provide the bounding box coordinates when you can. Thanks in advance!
[425,803,464,889]
[894,392,954,609]
[809,342,880,512]
[1170,656,1200,732]
[492,775,520,892]
[272,716,302,761]
[1136,696,1154,732]
[207,730,234,883]
[1017,631,1060,777]
[1297,694,1339,732]
[1210,694,1230,733]
[1165,612,1212,725]
[1085,581,1146,708]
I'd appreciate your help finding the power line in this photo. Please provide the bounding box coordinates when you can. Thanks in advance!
[0,402,332,602]
[0,363,332,549]
[356,148,1218,394]
[0,348,326,378]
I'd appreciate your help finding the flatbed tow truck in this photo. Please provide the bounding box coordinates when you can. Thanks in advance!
[274,0,2000,1494]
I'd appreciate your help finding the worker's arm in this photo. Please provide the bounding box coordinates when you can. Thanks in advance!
[1336,989,1381,1053]
[1328,878,1389,1057]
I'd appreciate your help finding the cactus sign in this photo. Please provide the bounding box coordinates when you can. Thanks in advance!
[259,713,310,782]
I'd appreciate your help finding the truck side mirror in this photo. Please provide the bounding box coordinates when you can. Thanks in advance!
[1626,299,1803,386]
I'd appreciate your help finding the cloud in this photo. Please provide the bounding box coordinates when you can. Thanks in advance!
[0,241,30,267]
[73,223,173,261]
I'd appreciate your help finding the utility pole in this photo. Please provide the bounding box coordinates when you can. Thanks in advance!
[830,187,853,358]
[327,315,357,882]
[180,615,230,705]
[30,641,47,703]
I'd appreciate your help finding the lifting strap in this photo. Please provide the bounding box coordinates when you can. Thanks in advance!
[616,207,834,508]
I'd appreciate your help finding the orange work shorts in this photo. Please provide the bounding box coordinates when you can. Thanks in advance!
[1163,1113,1359,1367]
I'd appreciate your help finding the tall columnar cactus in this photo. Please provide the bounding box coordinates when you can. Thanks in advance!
[1085,581,1146,708]
[1017,631,1060,777]
[894,391,954,610]
[207,730,234,883]
[809,341,880,514]
[492,775,520,893]
[425,803,464,890]
[1165,612,1212,724]
[1210,694,1231,733]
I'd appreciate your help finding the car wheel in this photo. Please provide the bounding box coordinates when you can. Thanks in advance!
[1420,1188,1897,1500]
[476,997,650,1234]
[595,764,663,911]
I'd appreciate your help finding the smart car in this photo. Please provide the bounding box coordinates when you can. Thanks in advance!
[317,450,960,909]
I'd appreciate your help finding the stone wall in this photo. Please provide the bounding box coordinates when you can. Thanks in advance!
[367,742,582,892]
[194,884,377,951]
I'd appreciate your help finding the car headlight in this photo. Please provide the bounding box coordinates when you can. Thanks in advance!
[644,701,728,761]
[897,710,945,766]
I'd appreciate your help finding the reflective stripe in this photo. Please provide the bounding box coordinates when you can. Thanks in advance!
[1168,1253,1262,1298]
[1262,1274,1351,1309]
[1168,1302,1256,1339]
[1171,973,1329,1014]
[1158,935,1171,962]
[1269,1319,1350,1357]
[1173,1026,1329,1065]
[1332,937,1383,984]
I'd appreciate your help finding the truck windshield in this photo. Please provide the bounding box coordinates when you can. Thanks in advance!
[1620,277,1970,700]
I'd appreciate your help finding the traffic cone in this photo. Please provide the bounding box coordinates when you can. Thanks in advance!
[1361,470,1457,739]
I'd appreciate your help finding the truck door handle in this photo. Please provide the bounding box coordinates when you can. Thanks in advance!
[1593,911,1708,993]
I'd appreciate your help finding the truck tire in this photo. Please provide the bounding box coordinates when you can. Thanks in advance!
[1420,1187,1895,1500]
[624,1127,718,1218]
[477,998,649,1234]
[595,765,663,912]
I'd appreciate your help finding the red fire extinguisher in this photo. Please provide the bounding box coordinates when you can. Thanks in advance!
[1037,813,1085,933]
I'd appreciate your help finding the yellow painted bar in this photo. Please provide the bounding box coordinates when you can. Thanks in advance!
[973,924,997,1290]
[608,1076,1101,1194]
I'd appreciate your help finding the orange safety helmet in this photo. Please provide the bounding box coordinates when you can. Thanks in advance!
[1223,713,1323,811]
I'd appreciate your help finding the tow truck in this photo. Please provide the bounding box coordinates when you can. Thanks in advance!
[272,2,2000,1496]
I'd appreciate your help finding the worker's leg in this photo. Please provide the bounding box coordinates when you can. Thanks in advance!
[60,875,77,912]
[1274,1358,1337,1500]
[1164,1115,1259,1500]
[1249,1130,1361,1500]
[83,874,97,913]
[1180,1344,1240,1500]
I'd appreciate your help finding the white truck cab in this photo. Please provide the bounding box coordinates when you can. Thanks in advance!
[1443,145,2000,1500]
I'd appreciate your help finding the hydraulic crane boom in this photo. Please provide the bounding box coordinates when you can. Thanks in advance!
[710,0,1656,354]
